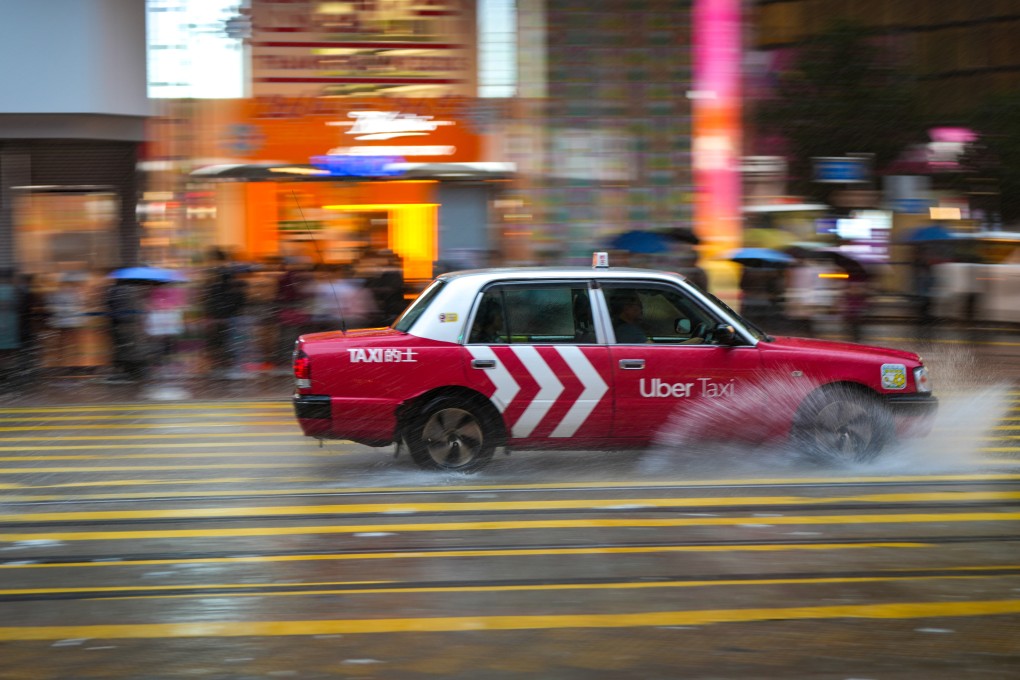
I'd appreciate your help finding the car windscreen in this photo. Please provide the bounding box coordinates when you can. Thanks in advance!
[392,279,446,332]
[700,289,769,340]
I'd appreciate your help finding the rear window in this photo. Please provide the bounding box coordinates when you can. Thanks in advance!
[393,279,446,332]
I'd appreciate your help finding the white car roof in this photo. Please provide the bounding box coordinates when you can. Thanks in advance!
[407,266,744,344]
[438,266,688,285]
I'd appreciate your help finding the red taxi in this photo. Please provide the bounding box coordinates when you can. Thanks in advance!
[293,257,936,472]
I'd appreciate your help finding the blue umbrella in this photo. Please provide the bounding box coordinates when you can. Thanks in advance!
[608,230,671,254]
[728,247,795,266]
[902,224,956,243]
[109,266,187,283]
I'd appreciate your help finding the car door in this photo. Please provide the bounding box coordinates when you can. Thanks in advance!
[462,281,614,445]
[602,281,762,442]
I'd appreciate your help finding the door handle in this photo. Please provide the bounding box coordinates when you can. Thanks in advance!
[619,359,645,370]
[472,359,496,369]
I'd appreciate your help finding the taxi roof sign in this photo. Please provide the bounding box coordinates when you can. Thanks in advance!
[592,252,609,268]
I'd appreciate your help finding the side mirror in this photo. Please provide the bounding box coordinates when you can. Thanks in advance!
[713,323,736,345]
[675,318,692,334]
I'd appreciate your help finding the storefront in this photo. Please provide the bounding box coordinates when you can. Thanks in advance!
[145,96,511,287]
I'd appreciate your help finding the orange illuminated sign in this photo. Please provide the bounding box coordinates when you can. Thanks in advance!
[208,97,481,166]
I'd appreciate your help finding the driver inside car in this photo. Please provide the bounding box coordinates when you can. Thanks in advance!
[610,292,649,343]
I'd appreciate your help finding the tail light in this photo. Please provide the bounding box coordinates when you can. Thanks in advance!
[294,349,311,389]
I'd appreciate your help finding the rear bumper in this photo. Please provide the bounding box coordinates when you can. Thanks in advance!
[885,393,938,437]
[293,394,332,438]
[293,393,331,420]
[292,393,397,446]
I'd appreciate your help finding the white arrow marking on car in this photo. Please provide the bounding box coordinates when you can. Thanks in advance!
[509,346,564,438]
[465,346,519,412]
[550,346,609,437]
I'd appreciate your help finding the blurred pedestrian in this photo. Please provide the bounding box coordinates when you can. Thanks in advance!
[912,246,938,331]
[46,273,88,371]
[842,273,870,343]
[739,265,786,331]
[365,249,406,325]
[14,273,46,384]
[104,278,147,382]
[274,258,314,366]
[202,247,248,378]
[144,282,187,379]
[311,263,376,331]
[674,248,709,292]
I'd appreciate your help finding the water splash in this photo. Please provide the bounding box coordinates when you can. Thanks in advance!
[641,346,1013,478]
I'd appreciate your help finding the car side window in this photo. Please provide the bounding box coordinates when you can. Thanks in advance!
[604,284,716,345]
[469,284,596,344]
[468,290,507,344]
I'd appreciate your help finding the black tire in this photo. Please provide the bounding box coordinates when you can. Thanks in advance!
[792,387,894,465]
[405,396,497,472]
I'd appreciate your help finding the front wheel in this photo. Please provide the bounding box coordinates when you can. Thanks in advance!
[792,387,894,465]
[405,397,497,473]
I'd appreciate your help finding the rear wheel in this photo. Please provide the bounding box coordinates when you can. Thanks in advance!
[793,387,893,465]
[406,397,497,473]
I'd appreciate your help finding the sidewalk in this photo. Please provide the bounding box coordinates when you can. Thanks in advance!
[2,320,1018,408]
[0,366,296,407]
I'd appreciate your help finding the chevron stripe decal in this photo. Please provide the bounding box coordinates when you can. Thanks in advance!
[550,346,609,437]
[470,346,608,439]
[509,346,565,438]
[466,346,519,412]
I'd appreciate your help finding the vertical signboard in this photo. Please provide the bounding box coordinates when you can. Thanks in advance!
[692,0,742,256]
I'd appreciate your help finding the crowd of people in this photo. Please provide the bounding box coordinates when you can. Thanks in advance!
[2,246,409,387]
[0,236,946,392]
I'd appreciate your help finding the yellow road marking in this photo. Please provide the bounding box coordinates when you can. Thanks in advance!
[7,567,1017,599]
[1,472,1019,496]
[0,421,293,432]
[0,542,936,570]
[0,403,290,414]
[5,472,1020,489]
[4,491,1020,524]
[0,432,301,442]
[1,580,390,596]
[0,477,319,493]
[0,413,288,423]
[0,442,340,451]
[0,452,339,462]
[0,600,1018,639]
[0,463,316,474]
[2,512,1018,542]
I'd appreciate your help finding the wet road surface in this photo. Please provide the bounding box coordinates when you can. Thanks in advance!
[0,332,1019,678]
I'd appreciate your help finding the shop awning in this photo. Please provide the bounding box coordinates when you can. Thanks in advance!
[190,162,332,181]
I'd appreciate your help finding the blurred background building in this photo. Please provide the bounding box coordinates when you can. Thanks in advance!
[0,0,149,277]
[3,0,1020,308]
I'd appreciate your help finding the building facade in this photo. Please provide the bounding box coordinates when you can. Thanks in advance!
[752,0,1020,120]
[0,0,150,278]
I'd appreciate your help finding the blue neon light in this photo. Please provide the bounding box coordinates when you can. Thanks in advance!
[310,155,406,177]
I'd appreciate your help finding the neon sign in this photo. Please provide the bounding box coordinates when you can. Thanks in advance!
[327,111,455,141]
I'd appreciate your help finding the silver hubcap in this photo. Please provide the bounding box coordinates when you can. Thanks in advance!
[422,407,483,469]
[811,400,874,459]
